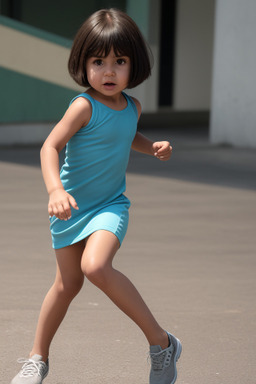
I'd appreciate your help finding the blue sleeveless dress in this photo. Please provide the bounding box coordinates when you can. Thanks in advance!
[50,92,138,249]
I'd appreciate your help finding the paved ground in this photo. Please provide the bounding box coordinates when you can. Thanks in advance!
[1,127,256,383]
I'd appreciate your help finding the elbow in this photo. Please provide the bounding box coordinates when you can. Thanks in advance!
[40,141,61,159]
[40,142,49,162]
[40,143,45,161]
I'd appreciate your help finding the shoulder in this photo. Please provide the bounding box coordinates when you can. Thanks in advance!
[67,94,92,128]
[41,95,93,152]
[130,96,142,120]
[69,93,93,112]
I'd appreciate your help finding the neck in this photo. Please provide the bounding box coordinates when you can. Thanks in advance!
[86,88,127,110]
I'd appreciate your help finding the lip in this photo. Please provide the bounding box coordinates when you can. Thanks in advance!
[103,82,116,90]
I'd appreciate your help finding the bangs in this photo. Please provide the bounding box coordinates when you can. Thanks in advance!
[86,27,133,59]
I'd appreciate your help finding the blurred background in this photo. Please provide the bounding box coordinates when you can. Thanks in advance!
[1,0,255,148]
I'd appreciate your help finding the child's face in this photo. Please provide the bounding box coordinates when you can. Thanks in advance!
[86,48,130,97]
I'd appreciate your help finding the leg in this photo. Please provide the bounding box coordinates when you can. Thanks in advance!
[30,240,85,361]
[81,230,168,348]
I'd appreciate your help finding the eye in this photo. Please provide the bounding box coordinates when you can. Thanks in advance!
[93,59,103,66]
[116,58,126,65]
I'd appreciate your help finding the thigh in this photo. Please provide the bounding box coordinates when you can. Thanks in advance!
[55,239,85,286]
[81,230,120,270]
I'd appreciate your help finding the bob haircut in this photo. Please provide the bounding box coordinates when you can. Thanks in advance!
[68,8,152,89]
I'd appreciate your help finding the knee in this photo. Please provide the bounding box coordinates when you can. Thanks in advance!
[55,275,84,300]
[82,260,111,288]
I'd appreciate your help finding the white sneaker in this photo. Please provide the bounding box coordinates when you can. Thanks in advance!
[11,354,49,384]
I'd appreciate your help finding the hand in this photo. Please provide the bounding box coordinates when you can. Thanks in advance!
[48,188,79,220]
[152,141,172,161]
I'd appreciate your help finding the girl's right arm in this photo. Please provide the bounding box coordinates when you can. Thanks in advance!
[40,97,91,221]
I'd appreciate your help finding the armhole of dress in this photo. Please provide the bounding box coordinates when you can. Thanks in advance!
[69,93,94,108]
[69,93,95,129]
[123,93,139,120]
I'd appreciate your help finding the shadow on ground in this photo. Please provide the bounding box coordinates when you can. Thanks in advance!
[0,127,256,191]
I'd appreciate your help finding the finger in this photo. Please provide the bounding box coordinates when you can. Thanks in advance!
[52,204,65,220]
[59,203,73,221]
[156,146,172,158]
[157,143,171,154]
[52,205,59,217]
[68,195,79,210]
[153,144,166,156]
[156,155,167,161]
[62,201,72,220]
[157,151,171,161]
[155,150,170,159]
[48,204,54,217]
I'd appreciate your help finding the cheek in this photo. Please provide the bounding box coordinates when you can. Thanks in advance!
[87,68,97,83]
[120,67,130,82]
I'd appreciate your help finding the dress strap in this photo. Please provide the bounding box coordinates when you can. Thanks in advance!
[69,92,96,108]
[122,92,138,119]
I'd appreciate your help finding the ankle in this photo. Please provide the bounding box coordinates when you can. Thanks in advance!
[29,351,48,363]
[159,331,169,350]
[149,330,169,350]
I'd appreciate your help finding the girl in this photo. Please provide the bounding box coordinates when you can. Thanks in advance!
[11,8,181,384]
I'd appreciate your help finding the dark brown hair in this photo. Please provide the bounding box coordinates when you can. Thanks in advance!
[68,8,152,89]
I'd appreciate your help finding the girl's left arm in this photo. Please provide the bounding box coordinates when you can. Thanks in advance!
[131,98,172,161]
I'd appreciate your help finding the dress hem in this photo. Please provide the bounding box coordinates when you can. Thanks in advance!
[51,226,124,250]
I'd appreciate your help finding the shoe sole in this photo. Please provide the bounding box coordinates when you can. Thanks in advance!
[169,334,182,384]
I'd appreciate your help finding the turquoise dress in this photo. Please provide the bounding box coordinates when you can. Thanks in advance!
[50,92,138,249]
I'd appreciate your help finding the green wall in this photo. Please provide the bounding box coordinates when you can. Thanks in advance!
[0,15,78,124]
[0,0,126,39]
[0,66,77,123]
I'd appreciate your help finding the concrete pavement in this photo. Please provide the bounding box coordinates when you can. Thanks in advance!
[1,128,256,383]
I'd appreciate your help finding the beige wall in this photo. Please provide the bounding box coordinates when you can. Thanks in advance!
[126,0,161,112]
[210,0,256,148]
[0,24,81,91]
[173,0,215,110]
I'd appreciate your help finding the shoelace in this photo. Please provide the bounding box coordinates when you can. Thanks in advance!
[17,358,45,377]
[150,349,173,371]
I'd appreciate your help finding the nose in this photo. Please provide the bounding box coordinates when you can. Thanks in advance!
[104,66,115,76]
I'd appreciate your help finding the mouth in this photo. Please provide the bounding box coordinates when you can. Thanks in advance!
[103,82,116,87]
